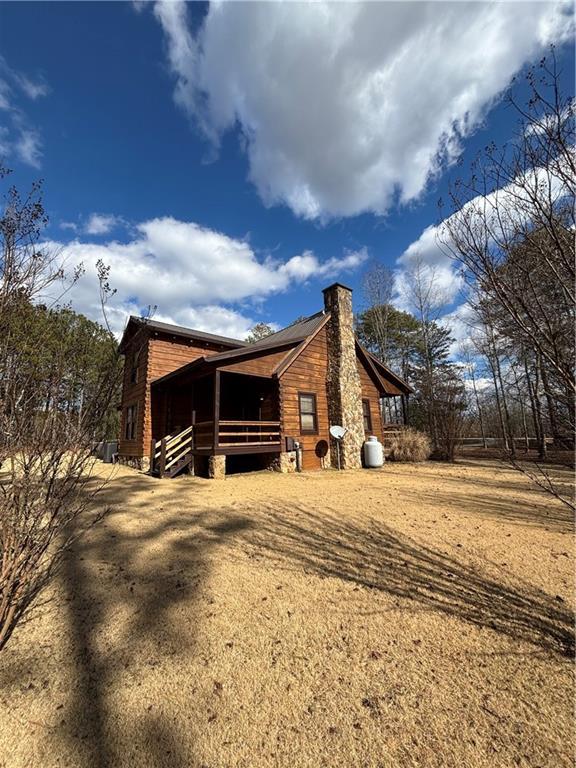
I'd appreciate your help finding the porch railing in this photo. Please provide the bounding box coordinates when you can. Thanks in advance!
[193,420,215,449]
[218,420,281,447]
[152,420,282,465]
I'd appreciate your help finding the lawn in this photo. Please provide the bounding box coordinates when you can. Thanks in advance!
[0,459,574,768]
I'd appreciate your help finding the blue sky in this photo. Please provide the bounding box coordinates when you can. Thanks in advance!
[0,1,574,340]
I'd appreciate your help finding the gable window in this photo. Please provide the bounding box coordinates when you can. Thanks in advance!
[362,399,372,433]
[125,404,137,440]
[129,350,140,385]
[298,392,318,434]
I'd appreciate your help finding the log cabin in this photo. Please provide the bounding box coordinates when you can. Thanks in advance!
[118,283,412,478]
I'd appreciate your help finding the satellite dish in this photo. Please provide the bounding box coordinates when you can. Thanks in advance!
[330,425,347,440]
[329,426,347,471]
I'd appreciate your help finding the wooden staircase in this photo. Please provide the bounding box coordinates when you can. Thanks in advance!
[151,426,194,478]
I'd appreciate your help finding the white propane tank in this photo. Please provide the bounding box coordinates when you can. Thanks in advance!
[364,435,384,468]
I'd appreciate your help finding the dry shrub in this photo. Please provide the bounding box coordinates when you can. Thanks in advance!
[388,429,431,462]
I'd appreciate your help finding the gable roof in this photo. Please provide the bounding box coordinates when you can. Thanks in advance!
[150,311,328,387]
[200,311,328,366]
[356,342,413,395]
[144,309,413,397]
[252,311,327,347]
[119,316,246,354]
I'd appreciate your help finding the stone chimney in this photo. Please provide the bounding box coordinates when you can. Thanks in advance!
[323,283,364,469]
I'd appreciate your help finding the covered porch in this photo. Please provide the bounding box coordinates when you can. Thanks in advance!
[150,366,282,477]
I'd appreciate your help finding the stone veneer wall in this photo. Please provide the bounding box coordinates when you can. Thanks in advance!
[323,284,365,469]
[208,455,226,479]
[276,451,297,473]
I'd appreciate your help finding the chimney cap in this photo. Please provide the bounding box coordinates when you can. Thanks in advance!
[322,282,353,294]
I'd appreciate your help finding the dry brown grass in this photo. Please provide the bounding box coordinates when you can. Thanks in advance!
[388,428,431,462]
[0,459,574,768]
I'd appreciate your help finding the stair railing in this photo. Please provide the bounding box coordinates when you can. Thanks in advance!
[151,425,194,477]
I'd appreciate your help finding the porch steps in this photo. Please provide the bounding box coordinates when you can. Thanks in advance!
[165,451,193,478]
[151,427,194,479]
[151,450,192,478]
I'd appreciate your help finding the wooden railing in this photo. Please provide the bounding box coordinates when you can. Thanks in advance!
[193,420,215,449]
[218,420,281,447]
[151,426,193,477]
[151,420,282,474]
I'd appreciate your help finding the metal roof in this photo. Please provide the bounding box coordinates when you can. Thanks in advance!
[204,311,327,364]
[120,316,246,352]
[251,311,326,346]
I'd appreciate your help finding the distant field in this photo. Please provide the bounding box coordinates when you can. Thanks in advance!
[1,459,574,768]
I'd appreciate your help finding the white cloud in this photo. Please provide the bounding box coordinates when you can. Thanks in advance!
[0,57,49,168]
[279,247,367,281]
[14,129,42,168]
[151,1,573,219]
[395,154,572,314]
[13,72,50,101]
[463,376,493,395]
[84,213,124,236]
[45,216,365,337]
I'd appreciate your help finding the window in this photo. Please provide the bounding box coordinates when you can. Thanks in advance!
[129,351,140,385]
[362,399,372,433]
[298,392,318,434]
[125,404,137,440]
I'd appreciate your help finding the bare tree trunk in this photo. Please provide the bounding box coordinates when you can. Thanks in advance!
[524,357,541,451]
[519,396,530,453]
[487,353,508,452]
[539,362,560,447]
[469,361,487,449]
[534,354,547,461]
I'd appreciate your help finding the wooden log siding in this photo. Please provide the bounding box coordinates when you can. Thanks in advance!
[357,357,384,443]
[279,326,331,470]
[279,327,386,469]
[119,331,233,459]
[118,341,149,458]
[218,348,294,378]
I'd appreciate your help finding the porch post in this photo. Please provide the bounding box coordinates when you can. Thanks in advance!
[403,394,410,426]
[213,370,220,451]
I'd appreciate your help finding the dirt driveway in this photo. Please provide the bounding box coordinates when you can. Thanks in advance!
[1,459,573,768]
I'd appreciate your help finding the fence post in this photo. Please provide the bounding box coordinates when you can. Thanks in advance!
[150,439,156,474]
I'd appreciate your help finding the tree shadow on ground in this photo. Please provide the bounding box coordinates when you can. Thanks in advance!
[60,472,252,768]
[246,501,575,658]
[406,484,574,532]
[381,461,575,532]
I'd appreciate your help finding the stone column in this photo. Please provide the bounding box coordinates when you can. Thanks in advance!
[278,451,297,473]
[208,454,226,479]
[323,283,364,469]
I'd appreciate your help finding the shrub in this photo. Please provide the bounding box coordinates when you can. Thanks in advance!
[388,429,431,462]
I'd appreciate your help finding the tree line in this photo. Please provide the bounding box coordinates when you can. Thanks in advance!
[358,55,574,508]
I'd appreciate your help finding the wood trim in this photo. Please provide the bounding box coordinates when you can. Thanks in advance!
[298,391,319,435]
[273,313,331,377]
[213,370,220,450]
[124,403,138,441]
[362,398,373,433]
[191,445,282,456]
[356,343,388,394]
[219,420,280,427]
[217,368,275,380]
[359,342,414,394]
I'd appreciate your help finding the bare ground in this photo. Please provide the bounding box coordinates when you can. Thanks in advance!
[0,459,574,768]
